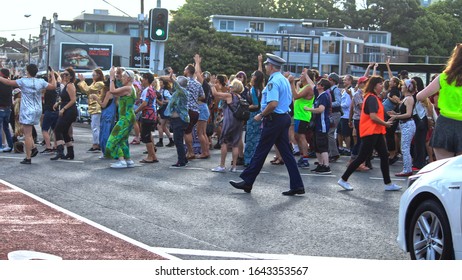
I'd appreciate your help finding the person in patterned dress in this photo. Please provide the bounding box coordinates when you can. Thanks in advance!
[105,67,136,169]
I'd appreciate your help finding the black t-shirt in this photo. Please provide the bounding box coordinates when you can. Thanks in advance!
[364,94,379,115]
[43,82,60,111]
[0,83,12,107]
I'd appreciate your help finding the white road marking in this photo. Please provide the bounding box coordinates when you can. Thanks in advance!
[0,179,180,260]
[151,247,314,260]
[301,173,336,178]
[369,177,406,181]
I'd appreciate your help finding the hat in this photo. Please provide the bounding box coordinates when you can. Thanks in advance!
[236,71,247,79]
[357,76,368,84]
[264,53,286,67]
[328,73,340,83]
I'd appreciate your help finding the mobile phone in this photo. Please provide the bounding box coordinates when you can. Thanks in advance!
[48,66,53,72]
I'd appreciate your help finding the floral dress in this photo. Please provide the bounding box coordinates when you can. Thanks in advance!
[105,86,136,159]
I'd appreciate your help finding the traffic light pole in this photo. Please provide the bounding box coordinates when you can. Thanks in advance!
[154,0,161,74]
[140,0,145,68]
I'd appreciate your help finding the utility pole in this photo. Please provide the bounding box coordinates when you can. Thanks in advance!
[139,0,145,68]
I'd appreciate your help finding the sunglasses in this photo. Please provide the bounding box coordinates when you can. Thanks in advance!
[62,73,69,77]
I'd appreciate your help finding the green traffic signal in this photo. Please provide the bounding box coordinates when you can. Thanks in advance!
[149,8,169,41]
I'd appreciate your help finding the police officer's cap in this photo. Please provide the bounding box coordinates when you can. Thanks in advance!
[264,53,286,67]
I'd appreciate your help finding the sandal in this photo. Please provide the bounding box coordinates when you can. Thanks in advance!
[140,159,159,163]
[271,159,284,165]
[130,138,140,145]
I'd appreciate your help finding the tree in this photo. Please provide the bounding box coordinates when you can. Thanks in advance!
[165,10,271,76]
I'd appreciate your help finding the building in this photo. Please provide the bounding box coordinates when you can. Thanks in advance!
[210,15,409,76]
[39,10,158,72]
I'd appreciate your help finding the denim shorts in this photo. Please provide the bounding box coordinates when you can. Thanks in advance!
[41,110,59,131]
[198,103,210,121]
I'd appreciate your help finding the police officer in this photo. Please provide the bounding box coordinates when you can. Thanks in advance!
[229,53,305,196]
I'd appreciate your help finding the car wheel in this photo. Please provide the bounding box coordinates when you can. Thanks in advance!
[407,199,454,260]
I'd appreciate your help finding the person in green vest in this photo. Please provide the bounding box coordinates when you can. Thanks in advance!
[289,68,315,169]
[417,43,462,160]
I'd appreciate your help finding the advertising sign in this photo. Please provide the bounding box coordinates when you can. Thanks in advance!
[130,38,151,68]
[60,43,113,71]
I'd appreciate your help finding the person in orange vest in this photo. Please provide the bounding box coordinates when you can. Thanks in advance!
[337,76,402,191]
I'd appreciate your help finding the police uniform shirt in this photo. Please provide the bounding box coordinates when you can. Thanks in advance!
[261,71,292,114]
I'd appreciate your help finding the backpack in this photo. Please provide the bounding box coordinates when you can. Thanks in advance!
[230,94,250,121]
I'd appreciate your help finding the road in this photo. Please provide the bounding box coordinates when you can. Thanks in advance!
[0,124,410,260]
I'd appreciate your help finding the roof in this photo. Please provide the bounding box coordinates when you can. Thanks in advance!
[210,15,327,24]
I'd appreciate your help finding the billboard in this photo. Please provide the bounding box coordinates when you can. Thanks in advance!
[60,43,113,71]
[130,38,151,68]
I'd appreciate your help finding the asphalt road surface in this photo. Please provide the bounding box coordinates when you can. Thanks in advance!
[0,124,410,260]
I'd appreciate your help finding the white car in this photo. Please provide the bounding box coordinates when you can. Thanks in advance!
[397,155,462,260]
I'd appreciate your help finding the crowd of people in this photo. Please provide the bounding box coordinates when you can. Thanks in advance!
[1,44,461,194]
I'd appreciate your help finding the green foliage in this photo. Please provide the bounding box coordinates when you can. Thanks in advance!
[166,0,462,68]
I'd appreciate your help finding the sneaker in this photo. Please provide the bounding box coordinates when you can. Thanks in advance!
[20,158,31,164]
[110,160,127,169]
[316,165,332,175]
[40,148,54,154]
[297,157,304,166]
[88,147,100,153]
[166,141,175,147]
[126,160,135,168]
[171,162,187,168]
[337,179,353,191]
[385,183,402,191]
[311,165,321,172]
[298,159,310,169]
[2,147,12,152]
[229,167,238,173]
[155,141,164,147]
[211,166,226,173]
[31,147,38,157]
[412,166,421,172]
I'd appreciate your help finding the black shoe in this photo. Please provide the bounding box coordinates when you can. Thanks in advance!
[315,165,332,175]
[20,158,31,164]
[166,140,175,147]
[311,165,321,172]
[213,143,221,149]
[31,147,38,157]
[155,141,164,147]
[229,180,252,193]
[282,188,305,196]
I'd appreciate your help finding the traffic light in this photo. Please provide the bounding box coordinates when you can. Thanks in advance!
[149,8,169,42]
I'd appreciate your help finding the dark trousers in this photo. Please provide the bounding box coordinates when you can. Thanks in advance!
[413,116,428,169]
[54,110,76,143]
[342,134,391,185]
[170,117,188,164]
[240,113,304,190]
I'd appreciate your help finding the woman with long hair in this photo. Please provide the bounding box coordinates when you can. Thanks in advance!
[244,70,265,166]
[388,79,416,177]
[417,43,462,159]
[337,76,401,191]
[155,77,174,147]
[50,68,78,160]
[77,68,105,152]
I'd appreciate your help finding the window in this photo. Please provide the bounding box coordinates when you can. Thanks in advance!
[322,40,337,54]
[84,22,95,32]
[313,38,320,53]
[346,43,351,53]
[305,40,312,53]
[249,22,264,32]
[354,44,358,53]
[219,20,234,31]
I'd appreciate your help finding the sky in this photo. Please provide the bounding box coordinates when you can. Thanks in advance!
[1,0,186,41]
